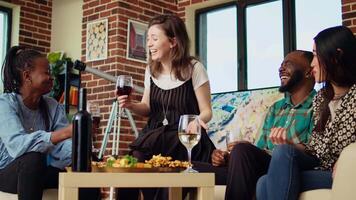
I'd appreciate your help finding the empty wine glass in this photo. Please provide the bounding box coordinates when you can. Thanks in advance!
[178,115,201,173]
[226,130,237,153]
[116,75,133,118]
[225,130,243,153]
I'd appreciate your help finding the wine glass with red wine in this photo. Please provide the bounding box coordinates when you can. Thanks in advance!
[87,101,101,161]
[116,75,133,117]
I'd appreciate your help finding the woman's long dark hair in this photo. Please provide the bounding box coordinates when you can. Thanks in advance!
[2,46,50,131]
[148,14,195,81]
[314,26,356,131]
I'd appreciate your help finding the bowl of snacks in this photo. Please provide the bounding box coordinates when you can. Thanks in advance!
[92,154,189,173]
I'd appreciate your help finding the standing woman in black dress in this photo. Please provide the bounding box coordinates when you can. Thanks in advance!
[116,14,215,199]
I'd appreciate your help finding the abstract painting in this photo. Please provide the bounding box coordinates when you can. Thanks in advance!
[208,87,284,150]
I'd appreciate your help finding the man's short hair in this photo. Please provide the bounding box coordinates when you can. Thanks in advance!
[296,50,313,64]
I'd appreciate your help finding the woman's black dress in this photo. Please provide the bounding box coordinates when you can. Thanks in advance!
[130,77,215,163]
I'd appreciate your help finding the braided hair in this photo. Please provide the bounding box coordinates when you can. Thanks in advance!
[2,46,50,131]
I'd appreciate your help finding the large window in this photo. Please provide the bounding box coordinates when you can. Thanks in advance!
[0,6,12,92]
[0,6,11,64]
[295,0,342,51]
[196,0,342,92]
[246,1,283,89]
[198,5,237,93]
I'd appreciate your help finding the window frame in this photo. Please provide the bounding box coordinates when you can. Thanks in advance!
[195,2,238,94]
[0,5,12,54]
[195,0,297,91]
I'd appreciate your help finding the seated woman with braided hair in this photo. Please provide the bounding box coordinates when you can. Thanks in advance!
[0,46,99,200]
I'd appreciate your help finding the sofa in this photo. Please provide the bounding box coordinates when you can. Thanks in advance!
[213,143,356,200]
[209,88,356,200]
[209,87,282,200]
[299,142,356,200]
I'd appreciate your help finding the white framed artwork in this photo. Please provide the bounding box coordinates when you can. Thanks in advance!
[86,19,108,62]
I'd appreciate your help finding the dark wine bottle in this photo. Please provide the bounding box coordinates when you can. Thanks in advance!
[72,88,92,172]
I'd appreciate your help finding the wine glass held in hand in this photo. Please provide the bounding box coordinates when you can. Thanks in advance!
[226,130,243,153]
[178,115,202,173]
[116,75,133,96]
[116,75,133,117]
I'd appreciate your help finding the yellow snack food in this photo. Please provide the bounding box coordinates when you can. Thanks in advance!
[145,154,190,168]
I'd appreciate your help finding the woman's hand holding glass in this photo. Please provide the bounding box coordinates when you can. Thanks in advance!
[117,93,134,109]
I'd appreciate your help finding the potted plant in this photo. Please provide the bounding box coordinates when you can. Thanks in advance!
[47,51,72,100]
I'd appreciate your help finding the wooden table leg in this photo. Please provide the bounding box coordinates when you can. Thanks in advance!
[197,186,214,200]
[59,186,78,200]
[169,187,182,200]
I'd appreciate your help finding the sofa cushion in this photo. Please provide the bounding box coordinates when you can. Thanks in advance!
[299,189,331,200]
[208,87,283,150]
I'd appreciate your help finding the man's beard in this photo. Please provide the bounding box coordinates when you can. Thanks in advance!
[279,70,304,93]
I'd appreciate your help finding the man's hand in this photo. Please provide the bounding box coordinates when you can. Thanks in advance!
[269,127,293,145]
[227,141,250,152]
[212,149,228,166]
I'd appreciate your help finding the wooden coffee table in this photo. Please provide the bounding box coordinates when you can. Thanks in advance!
[59,172,214,200]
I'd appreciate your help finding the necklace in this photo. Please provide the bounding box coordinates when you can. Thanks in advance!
[15,94,40,133]
[28,111,39,132]
[161,89,172,126]
[333,93,347,100]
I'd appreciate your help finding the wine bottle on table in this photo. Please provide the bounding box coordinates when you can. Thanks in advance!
[72,88,92,172]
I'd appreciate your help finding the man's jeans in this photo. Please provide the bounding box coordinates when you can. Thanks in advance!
[256,144,332,200]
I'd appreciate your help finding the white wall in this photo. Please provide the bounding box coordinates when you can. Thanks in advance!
[51,0,82,60]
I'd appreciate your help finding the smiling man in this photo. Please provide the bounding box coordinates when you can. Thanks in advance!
[193,50,316,200]
[226,50,316,200]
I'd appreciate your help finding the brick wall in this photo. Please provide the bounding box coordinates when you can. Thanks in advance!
[6,0,52,54]
[82,0,356,156]
[81,0,177,155]
[342,0,356,34]
[177,0,208,19]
